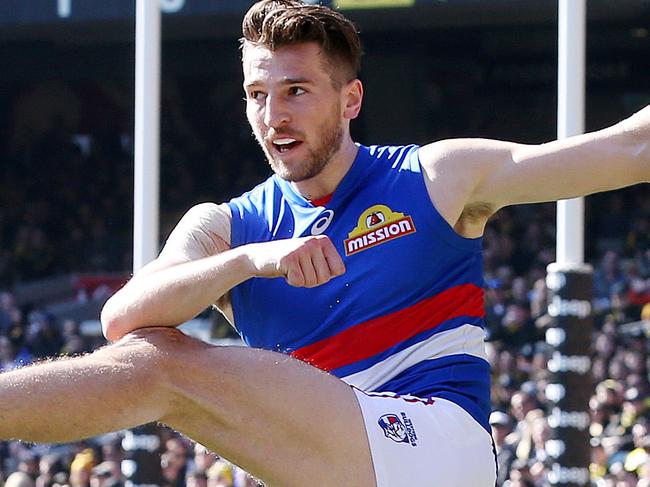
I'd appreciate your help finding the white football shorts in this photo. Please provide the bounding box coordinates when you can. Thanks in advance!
[353,388,497,487]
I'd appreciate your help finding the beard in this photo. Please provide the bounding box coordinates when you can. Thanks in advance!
[254,106,344,183]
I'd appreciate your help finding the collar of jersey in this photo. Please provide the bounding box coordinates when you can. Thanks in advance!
[273,143,369,209]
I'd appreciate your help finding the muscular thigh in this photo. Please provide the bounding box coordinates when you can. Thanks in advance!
[131,328,375,487]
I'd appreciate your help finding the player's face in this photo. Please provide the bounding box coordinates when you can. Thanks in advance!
[243,42,345,182]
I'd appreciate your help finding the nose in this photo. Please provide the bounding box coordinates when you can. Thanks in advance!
[263,94,290,128]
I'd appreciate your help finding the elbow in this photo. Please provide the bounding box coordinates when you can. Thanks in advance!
[101,320,123,343]
[100,298,130,342]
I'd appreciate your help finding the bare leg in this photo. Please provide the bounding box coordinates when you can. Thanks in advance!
[0,333,171,442]
[0,328,375,487]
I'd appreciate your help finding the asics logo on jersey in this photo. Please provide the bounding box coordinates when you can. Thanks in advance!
[344,204,416,255]
[310,209,335,235]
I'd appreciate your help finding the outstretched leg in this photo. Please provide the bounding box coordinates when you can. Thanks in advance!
[0,331,172,441]
[0,328,375,487]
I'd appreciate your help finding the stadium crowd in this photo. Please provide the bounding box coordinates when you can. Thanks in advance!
[0,78,649,486]
[484,192,650,487]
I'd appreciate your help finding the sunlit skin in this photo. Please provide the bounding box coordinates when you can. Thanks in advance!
[242,42,363,200]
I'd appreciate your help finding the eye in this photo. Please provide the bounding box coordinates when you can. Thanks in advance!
[288,86,306,96]
[248,90,266,101]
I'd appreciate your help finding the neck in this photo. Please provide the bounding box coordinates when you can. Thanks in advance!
[291,136,358,201]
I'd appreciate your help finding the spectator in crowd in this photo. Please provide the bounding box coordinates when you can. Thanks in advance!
[191,444,217,477]
[161,438,189,487]
[186,470,208,487]
[69,449,96,487]
[491,411,517,486]
[89,461,121,487]
[35,454,64,487]
[206,460,234,487]
[4,471,35,487]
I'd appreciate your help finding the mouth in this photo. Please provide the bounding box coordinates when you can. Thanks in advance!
[270,137,303,155]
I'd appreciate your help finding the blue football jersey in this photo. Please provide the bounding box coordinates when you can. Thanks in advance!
[227,144,491,432]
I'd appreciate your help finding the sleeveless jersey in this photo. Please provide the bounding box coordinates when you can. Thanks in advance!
[227,144,492,432]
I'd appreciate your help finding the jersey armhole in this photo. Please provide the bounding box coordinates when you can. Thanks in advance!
[413,147,483,252]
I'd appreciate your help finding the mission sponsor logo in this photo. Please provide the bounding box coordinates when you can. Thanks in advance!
[344,205,416,255]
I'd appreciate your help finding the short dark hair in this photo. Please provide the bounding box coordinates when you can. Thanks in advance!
[241,0,362,86]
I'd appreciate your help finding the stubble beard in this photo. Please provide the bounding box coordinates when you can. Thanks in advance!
[256,110,344,183]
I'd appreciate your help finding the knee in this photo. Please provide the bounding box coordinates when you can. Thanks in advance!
[105,327,216,420]
[117,326,195,350]
[99,327,203,385]
[77,327,202,422]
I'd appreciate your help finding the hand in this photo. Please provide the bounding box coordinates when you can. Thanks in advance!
[243,236,346,288]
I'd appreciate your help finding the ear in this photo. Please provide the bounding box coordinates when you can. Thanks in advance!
[342,79,363,120]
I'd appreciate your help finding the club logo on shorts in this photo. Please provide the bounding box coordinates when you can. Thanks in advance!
[344,205,416,255]
[378,412,418,446]
[378,414,408,444]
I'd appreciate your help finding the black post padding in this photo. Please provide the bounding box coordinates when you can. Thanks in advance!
[121,423,165,487]
[544,264,593,487]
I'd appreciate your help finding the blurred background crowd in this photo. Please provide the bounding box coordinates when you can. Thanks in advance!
[0,3,649,484]
[0,428,262,487]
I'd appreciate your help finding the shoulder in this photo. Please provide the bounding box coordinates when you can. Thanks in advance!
[160,202,231,261]
[178,202,232,237]
[183,201,232,220]
[418,138,511,173]
[417,139,511,235]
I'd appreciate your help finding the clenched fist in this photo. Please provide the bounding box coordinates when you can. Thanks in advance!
[243,235,346,288]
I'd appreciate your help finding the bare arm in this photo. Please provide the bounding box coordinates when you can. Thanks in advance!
[101,203,345,341]
[100,247,252,341]
[101,203,236,340]
[420,106,650,237]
